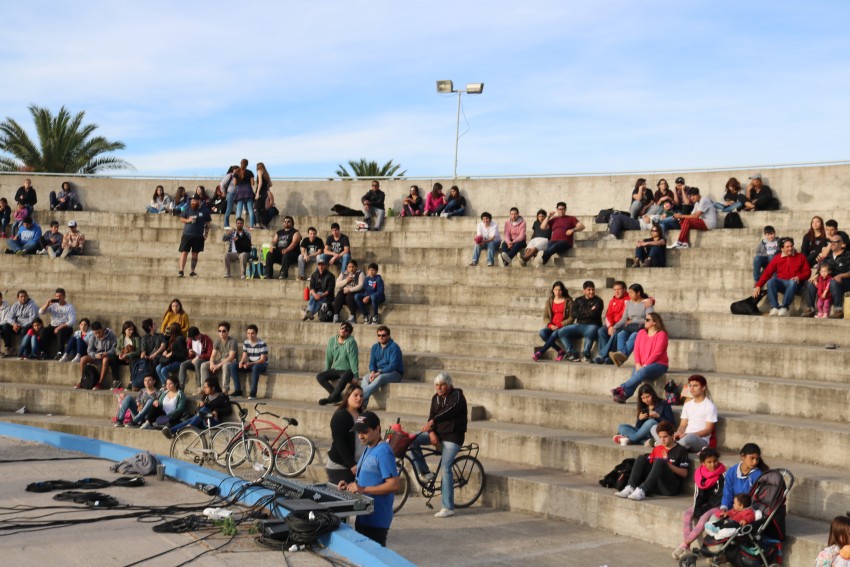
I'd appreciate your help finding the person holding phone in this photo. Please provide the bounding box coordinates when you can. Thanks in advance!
[614,420,690,501]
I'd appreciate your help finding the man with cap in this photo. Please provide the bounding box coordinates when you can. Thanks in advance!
[178,195,211,277]
[672,177,693,214]
[743,173,775,211]
[668,187,717,250]
[61,220,86,258]
[339,411,398,546]
[409,373,468,518]
[303,258,336,321]
[37,220,63,257]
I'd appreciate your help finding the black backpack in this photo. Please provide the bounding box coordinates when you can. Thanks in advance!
[595,208,614,224]
[724,212,743,229]
[318,303,334,322]
[80,364,99,389]
[599,458,635,491]
[730,290,766,315]
[130,359,152,390]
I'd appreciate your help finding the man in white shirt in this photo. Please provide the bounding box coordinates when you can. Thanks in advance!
[668,188,716,250]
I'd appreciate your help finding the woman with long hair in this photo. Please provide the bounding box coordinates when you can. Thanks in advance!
[802,215,828,267]
[633,225,667,268]
[401,185,424,217]
[714,177,744,213]
[146,185,172,214]
[520,209,551,266]
[210,185,226,214]
[441,185,466,218]
[254,162,272,229]
[424,182,447,216]
[116,320,142,368]
[609,283,654,366]
[160,298,189,336]
[221,165,238,227]
[611,312,668,403]
[171,186,188,215]
[815,516,850,567]
[326,384,364,484]
[155,322,188,386]
[613,383,674,446]
[146,375,187,429]
[233,158,256,227]
[533,281,573,361]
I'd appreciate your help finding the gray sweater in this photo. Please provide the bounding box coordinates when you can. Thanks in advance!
[613,299,654,331]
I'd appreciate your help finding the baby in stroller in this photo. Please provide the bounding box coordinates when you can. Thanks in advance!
[705,493,757,539]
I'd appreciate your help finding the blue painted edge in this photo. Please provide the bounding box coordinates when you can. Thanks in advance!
[0,422,416,567]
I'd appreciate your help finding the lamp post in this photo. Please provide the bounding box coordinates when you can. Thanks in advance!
[436,80,484,179]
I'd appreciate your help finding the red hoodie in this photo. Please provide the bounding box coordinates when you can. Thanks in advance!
[755,251,811,288]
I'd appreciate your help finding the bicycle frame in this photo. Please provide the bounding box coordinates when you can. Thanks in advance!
[404,443,480,507]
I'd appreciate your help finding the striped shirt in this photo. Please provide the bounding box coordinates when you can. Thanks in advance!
[242,338,269,363]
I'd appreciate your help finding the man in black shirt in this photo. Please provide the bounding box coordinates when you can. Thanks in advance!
[265,216,301,279]
[298,226,325,281]
[178,195,211,277]
[361,181,386,231]
[322,223,352,272]
[557,280,604,362]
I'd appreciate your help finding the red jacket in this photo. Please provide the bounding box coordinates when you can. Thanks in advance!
[755,252,811,288]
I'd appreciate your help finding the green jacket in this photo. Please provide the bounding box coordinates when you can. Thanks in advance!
[325,335,358,376]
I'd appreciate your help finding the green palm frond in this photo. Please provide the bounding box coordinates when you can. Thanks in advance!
[335,158,406,180]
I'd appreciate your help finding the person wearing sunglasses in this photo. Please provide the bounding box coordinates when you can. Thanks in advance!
[633,224,667,268]
[201,322,238,394]
[359,326,403,409]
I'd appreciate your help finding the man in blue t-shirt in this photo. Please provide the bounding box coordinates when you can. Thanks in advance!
[339,411,398,546]
[178,195,211,277]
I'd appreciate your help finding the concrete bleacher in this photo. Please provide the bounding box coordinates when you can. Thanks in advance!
[1,166,849,566]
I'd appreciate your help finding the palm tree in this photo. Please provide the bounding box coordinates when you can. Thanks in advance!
[335,158,406,179]
[0,104,133,174]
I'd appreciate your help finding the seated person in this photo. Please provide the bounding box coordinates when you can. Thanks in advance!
[753,237,810,316]
[540,202,583,265]
[201,321,237,394]
[146,185,172,214]
[355,263,385,324]
[154,323,189,386]
[469,212,500,267]
[0,198,10,237]
[654,179,674,206]
[222,218,251,278]
[6,216,42,255]
[520,209,550,265]
[322,223,351,273]
[18,317,44,359]
[704,493,757,539]
[227,324,268,399]
[171,186,188,215]
[629,178,655,218]
[359,325,404,409]
[713,177,745,212]
[298,226,324,281]
[60,220,85,258]
[209,186,226,215]
[753,225,779,283]
[50,181,82,211]
[178,326,213,393]
[441,185,466,218]
[58,318,91,363]
[14,179,37,214]
[161,377,230,438]
[333,260,365,323]
[633,225,666,267]
[500,207,527,266]
[265,216,301,279]
[316,322,358,405]
[614,420,689,501]
[114,374,161,427]
[77,321,118,390]
[672,177,693,214]
[303,260,336,321]
[10,202,27,236]
[826,219,850,248]
[424,183,447,216]
[401,185,423,216]
[802,232,850,319]
[668,187,716,249]
[1,290,38,358]
[37,221,63,257]
[361,181,386,231]
[742,173,774,211]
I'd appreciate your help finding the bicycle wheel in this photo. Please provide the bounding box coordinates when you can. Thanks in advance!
[392,459,411,514]
[227,436,274,482]
[273,435,316,478]
[452,455,485,508]
[170,427,207,465]
[210,424,244,468]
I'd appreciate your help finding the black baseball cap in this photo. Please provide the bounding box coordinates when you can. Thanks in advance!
[675,177,685,185]
[352,411,380,432]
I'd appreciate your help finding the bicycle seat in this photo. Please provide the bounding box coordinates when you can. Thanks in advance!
[239,409,248,419]
[285,417,298,427]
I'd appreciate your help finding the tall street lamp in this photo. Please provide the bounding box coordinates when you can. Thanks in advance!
[436,80,484,179]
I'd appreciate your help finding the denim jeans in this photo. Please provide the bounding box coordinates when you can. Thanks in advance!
[620,363,668,399]
[753,255,773,283]
[617,419,659,444]
[541,240,572,264]
[472,241,498,265]
[536,327,565,355]
[156,361,182,386]
[596,327,621,361]
[145,206,161,214]
[7,239,40,253]
[307,296,328,316]
[409,433,461,511]
[360,370,403,408]
[713,201,743,213]
[223,191,236,227]
[443,199,465,217]
[227,362,268,397]
[169,413,218,435]
[616,330,639,357]
[19,334,40,357]
[362,206,385,230]
[64,336,88,356]
[657,217,680,237]
[557,323,600,357]
[499,240,526,259]
[319,253,351,273]
[117,396,156,424]
[354,292,385,318]
[235,199,255,226]
[766,278,799,309]
[635,245,666,267]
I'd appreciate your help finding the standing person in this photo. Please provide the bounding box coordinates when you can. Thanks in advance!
[534,281,573,361]
[409,373,468,518]
[221,165,238,228]
[673,375,718,452]
[233,159,256,228]
[753,237,811,317]
[254,162,272,229]
[298,226,325,281]
[673,448,727,560]
[1,290,39,357]
[359,325,404,409]
[355,263,386,324]
[469,212,501,267]
[595,281,627,364]
[519,209,551,266]
[424,183,447,216]
[322,223,352,273]
[201,321,237,394]
[326,384,364,485]
[38,288,76,358]
[499,207,527,266]
[60,220,86,258]
[610,312,669,403]
[333,260,365,324]
[262,187,280,228]
[227,324,269,399]
[178,326,213,393]
[303,259,335,321]
[265,216,301,279]
[177,195,211,277]
[614,421,690,501]
[77,321,118,390]
[361,180,386,231]
[719,443,769,514]
[668,187,716,249]
[222,217,251,278]
[540,202,584,265]
[338,411,399,546]
[815,516,850,567]
[316,322,358,405]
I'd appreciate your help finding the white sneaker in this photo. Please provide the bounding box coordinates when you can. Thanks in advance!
[58,353,70,363]
[602,234,617,241]
[778,307,789,317]
[440,212,449,218]
[434,508,455,518]
[48,247,57,259]
[139,421,152,430]
[768,308,779,316]
[614,485,634,498]
[71,354,82,363]
[628,487,646,501]
[36,249,47,255]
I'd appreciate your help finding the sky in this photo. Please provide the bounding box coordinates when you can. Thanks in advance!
[1,1,848,179]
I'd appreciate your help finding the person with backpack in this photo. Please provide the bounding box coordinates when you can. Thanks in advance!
[75,322,117,390]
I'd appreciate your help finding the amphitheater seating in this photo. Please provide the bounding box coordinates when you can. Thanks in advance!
[1,201,848,567]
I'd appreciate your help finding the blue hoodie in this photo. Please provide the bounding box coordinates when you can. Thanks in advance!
[721,463,763,510]
[15,222,42,244]
[368,338,403,375]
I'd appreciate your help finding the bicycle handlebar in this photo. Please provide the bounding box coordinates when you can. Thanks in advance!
[250,402,297,426]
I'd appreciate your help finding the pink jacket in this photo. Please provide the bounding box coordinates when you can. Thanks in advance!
[503,218,527,246]
[634,330,669,367]
[424,192,446,214]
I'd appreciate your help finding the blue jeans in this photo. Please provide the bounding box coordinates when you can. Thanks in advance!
[7,239,40,254]
[64,336,88,356]
[657,217,680,237]
[499,240,526,259]
[805,278,850,310]
[558,323,600,357]
[223,191,236,227]
[19,334,40,358]
[472,241,498,265]
[319,253,351,273]
[307,296,328,316]
[616,330,639,357]
[536,327,565,355]
[145,206,161,214]
[156,361,182,385]
[753,255,773,283]
[355,292,385,318]
[409,433,461,511]
[117,396,156,424]
[360,370,403,408]
[635,245,666,267]
[617,419,659,444]
[443,199,465,217]
[541,240,572,265]
[227,362,268,397]
[596,327,621,361]
[235,199,255,226]
[766,278,799,309]
[169,412,218,435]
[713,201,743,213]
[620,363,668,399]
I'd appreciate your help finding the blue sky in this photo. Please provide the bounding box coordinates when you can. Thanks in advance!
[1,1,848,178]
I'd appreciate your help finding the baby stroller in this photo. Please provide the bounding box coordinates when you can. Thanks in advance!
[678,468,794,567]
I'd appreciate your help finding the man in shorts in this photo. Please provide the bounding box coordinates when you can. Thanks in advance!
[178,195,211,277]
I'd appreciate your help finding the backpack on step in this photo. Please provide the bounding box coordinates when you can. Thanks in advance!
[724,212,743,229]
[80,364,99,389]
[130,358,152,390]
[317,302,334,322]
[599,458,635,491]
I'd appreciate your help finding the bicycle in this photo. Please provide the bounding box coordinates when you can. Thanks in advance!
[237,402,316,478]
[391,434,485,514]
[168,402,274,482]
